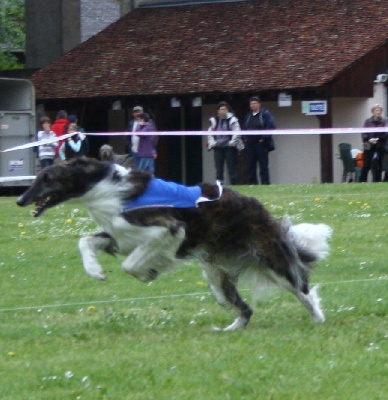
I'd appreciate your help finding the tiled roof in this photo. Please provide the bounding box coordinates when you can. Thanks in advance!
[30,0,388,99]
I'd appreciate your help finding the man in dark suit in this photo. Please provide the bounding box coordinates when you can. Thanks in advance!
[242,96,276,185]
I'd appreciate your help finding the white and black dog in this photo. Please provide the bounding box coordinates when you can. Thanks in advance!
[17,158,332,331]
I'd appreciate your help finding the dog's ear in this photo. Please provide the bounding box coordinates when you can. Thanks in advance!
[66,157,105,173]
[66,157,90,168]
[66,157,111,182]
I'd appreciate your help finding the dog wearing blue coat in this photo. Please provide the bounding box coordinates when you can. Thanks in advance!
[17,158,332,331]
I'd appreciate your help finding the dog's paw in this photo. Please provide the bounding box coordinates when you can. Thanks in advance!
[309,285,325,322]
[126,269,158,283]
[212,316,249,332]
[84,263,107,280]
[91,271,107,281]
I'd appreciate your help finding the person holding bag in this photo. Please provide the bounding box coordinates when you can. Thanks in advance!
[242,96,276,185]
[207,101,243,185]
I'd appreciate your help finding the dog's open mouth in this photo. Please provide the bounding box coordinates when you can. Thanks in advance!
[32,195,57,217]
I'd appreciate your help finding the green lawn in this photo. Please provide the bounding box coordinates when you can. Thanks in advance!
[1,183,387,399]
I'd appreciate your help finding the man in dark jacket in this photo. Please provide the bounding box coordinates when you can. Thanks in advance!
[242,96,276,185]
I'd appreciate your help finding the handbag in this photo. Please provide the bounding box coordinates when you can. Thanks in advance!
[266,136,275,152]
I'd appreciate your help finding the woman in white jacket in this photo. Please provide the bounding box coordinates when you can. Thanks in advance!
[208,101,244,185]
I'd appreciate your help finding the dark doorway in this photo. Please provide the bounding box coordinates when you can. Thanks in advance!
[156,103,202,184]
[184,105,202,185]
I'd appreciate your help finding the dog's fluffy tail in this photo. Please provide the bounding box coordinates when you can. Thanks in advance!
[288,223,332,262]
[246,222,332,304]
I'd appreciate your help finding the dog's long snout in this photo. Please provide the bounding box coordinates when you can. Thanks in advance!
[16,195,26,206]
[17,192,30,207]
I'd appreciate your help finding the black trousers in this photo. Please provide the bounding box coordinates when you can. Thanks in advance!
[245,142,270,185]
[213,146,238,184]
[360,149,384,182]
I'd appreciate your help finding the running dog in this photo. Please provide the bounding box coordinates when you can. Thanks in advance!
[17,158,332,331]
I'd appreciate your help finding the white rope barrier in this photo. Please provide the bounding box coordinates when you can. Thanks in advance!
[84,127,388,136]
[1,126,388,154]
[0,132,75,153]
[0,176,35,183]
[1,126,386,182]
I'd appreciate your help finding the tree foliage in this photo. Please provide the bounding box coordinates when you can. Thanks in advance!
[0,0,25,70]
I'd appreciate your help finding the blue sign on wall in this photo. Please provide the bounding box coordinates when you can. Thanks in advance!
[302,101,327,115]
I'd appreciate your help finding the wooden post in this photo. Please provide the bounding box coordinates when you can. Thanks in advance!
[318,98,333,183]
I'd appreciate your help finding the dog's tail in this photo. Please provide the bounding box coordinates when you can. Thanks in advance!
[287,222,332,263]
[248,222,332,303]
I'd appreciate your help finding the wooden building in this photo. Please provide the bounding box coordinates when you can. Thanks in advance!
[28,0,388,184]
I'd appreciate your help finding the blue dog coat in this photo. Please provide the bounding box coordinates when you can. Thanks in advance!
[124,178,221,211]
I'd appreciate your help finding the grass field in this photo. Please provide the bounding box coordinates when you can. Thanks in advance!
[1,183,387,399]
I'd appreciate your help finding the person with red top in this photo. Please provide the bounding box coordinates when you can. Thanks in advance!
[51,110,69,155]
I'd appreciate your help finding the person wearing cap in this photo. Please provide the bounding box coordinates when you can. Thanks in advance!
[67,114,84,132]
[127,106,144,168]
[242,96,276,185]
[66,114,89,157]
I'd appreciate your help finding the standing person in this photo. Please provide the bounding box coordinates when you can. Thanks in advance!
[207,101,243,185]
[67,114,89,156]
[136,112,157,174]
[51,110,69,156]
[360,104,387,182]
[58,123,85,161]
[37,116,58,169]
[242,96,276,185]
[127,106,144,168]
